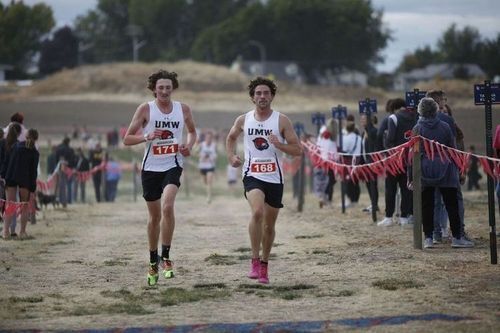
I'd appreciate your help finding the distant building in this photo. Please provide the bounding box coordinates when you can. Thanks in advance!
[394,63,486,91]
[314,68,368,87]
[0,64,14,82]
[231,58,306,84]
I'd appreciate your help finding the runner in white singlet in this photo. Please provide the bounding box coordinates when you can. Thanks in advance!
[226,77,302,284]
[123,70,197,286]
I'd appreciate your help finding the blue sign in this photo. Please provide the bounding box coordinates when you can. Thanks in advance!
[405,91,427,108]
[331,106,347,119]
[311,112,326,126]
[293,122,305,136]
[474,84,500,105]
[358,99,377,114]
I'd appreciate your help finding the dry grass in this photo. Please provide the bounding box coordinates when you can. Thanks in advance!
[23,61,250,96]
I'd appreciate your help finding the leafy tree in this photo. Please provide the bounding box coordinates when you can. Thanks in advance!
[437,24,482,64]
[74,0,131,63]
[396,46,441,73]
[0,1,54,77]
[191,0,390,79]
[38,26,79,75]
[479,33,500,77]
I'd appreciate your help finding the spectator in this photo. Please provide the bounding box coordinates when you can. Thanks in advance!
[105,156,121,202]
[313,118,337,208]
[89,142,104,202]
[74,148,90,203]
[342,115,362,206]
[411,97,473,248]
[46,145,58,176]
[3,128,39,240]
[466,145,481,191]
[55,137,76,207]
[360,113,379,214]
[3,112,27,142]
[0,123,22,237]
[377,98,416,226]
[426,91,468,243]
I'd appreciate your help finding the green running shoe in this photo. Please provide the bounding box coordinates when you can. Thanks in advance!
[161,259,174,279]
[147,262,159,286]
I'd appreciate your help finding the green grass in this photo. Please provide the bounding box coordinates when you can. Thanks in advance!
[159,287,230,306]
[295,234,324,239]
[8,296,43,303]
[372,278,424,291]
[193,283,227,289]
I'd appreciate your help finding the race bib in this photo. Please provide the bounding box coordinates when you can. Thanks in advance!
[250,158,277,174]
[152,138,179,156]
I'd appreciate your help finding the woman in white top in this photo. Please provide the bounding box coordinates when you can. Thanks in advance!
[313,119,338,208]
[342,116,362,205]
[197,131,217,203]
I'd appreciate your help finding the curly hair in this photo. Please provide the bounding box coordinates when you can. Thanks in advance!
[147,70,179,96]
[248,76,277,97]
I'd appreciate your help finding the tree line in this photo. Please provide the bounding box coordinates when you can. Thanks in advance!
[1,0,499,82]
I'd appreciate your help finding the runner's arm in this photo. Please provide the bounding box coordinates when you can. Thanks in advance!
[269,114,302,156]
[123,103,149,146]
[226,115,244,167]
[180,103,197,156]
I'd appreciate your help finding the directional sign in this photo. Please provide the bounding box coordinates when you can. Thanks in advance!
[359,99,377,114]
[474,84,500,105]
[331,105,347,119]
[293,122,305,136]
[405,91,427,108]
[311,112,326,126]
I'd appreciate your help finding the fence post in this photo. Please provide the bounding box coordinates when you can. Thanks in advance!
[412,137,422,249]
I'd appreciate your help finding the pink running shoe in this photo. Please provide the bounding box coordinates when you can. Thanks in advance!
[248,258,259,279]
[258,261,269,284]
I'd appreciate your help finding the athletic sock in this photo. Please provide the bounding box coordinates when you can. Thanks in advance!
[150,250,158,264]
[161,245,171,260]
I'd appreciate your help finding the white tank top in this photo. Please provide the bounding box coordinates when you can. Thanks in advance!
[142,100,185,172]
[242,110,284,184]
[198,141,217,169]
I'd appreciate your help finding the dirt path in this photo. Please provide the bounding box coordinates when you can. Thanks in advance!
[0,191,499,332]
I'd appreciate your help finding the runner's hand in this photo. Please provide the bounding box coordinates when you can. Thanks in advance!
[229,155,242,168]
[179,144,191,157]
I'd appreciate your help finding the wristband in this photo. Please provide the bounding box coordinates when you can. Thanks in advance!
[143,133,149,142]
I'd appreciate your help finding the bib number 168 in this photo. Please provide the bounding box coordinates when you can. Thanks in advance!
[251,162,276,173]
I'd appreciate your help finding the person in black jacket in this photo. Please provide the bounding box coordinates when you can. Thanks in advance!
[360,113,379,214]
[74,147,91,203]
[3,129,39,239]
[0,123,22,237]
[55,137,76,207]
[377,98,416,227]
[88,142,104,202]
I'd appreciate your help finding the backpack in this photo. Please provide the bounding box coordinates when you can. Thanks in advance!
[382,114,398,149]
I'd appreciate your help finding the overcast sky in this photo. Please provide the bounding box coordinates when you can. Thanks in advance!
[3,0,500,72]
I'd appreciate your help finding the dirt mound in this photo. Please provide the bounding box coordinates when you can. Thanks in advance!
[23,61,250,96]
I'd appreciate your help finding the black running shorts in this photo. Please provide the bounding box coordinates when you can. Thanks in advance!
[243,176,284,208]
[142,167,182,201]
[199,167,215,176]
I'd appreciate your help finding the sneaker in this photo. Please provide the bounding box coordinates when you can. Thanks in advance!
[399,217,410,226]
[248,258,260,279]
[424,238,434,249]
[161,259,174,279]
[451,237,474,248]
[433,234,442,244]
[377,217,393,227]
[147,262,159,286]
[362,205,371,212]
[258,261,269,284]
